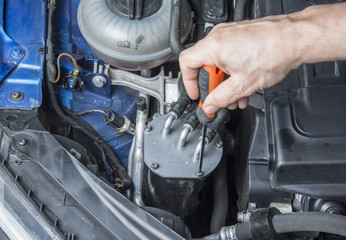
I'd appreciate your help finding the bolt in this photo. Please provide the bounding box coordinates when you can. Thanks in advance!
[144,124,152,132]
[92,75,107,88]
[12,92,21,99]
[136,96,147,112]
[10,91,24,102]
[14,160,21,166]
[18,139,28,147]
[195,170,203,177]
[216,141,223,148]
[11,47,24,58]
[151,162,159,170]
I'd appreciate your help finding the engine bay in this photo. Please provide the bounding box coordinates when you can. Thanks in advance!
[0,0,346,239]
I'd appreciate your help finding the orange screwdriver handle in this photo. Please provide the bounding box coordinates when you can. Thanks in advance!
[196,66,225,124]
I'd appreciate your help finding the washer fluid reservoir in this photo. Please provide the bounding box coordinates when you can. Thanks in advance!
[77,0,193,70]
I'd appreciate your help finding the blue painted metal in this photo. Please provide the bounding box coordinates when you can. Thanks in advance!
[53,0,138,167]
[0,0,46,109]
[0,0,24,83]
[53,0,97,62]
[57,74,137,167]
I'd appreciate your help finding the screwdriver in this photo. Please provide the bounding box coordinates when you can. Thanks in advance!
[196,66,224,176]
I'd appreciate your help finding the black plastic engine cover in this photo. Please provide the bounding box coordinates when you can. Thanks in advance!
[270,86,346,200]
[236,1,346,209]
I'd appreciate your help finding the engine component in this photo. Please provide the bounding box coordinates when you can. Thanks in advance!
[203,209,346,240]
[144,113,222,219]
[201,0,228,24]
[163,78,192,135]
[236,0,346,213]
[104,109,135,135]
[270,86,346,199]
[143,207,191,239]
[148,171,206,220]
[162,95,191,135]
[177,111,200,148]
[109,66,177,115]
[145,115,223,179]
[127,95,149,206]
[77,0,193,70]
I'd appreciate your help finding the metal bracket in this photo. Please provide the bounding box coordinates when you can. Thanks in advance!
[109,66,177,115]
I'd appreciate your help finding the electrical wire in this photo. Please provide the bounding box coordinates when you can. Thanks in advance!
[45,7,132,189]
[69,109,107,116]
[51,53,80,84]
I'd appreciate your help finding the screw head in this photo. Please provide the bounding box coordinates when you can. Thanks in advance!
[216,141,223,148]
[18,139,28,147]
[10,91,24,102]
[151,162,159,170]
[144,124,152,132]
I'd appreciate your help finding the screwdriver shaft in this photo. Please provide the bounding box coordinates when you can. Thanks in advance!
[197,124,207,176]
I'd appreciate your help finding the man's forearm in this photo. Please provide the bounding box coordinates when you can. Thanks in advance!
[291,3,346,65]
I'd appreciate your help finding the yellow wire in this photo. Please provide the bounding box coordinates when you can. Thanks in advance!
[51,53,80,83]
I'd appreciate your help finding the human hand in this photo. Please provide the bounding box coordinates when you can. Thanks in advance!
[179,16,301,114]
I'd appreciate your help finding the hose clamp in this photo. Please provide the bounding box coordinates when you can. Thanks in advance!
[219,225,239,240]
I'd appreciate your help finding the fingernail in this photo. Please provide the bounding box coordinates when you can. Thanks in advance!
[204,105,219,114]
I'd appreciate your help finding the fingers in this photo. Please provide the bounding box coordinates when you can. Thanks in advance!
[182,76,199,100]
[238,97,249,109]
[203,76,253,114]
[227,103,238,110]
[227,97,249,110]
[179,38,218,100]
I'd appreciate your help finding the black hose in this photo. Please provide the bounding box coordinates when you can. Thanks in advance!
[206,108,230,143]
[47,82,132,189]
[170,0,184,56]
[235,222,253,240]
[210,156,228,233]
[169,75,192,117]
[45,0,132,190]
[234,0,248,21]
[272,212,346,237]
[198,212,346,240]
[194,234,219,240]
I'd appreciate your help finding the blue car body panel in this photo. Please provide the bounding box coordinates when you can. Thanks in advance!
[0,0,46,109]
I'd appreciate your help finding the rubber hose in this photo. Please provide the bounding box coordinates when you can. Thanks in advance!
[210,156,228,233]
[234,0,248,21]
[193,234,219,240]
[195,222,253,240]
[272,212,346,237]
[235,222,253,240]
[206,108,229,143]
[170,0,184,56]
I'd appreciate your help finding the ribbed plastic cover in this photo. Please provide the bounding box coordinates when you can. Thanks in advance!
[292,86,346,137]
[77,0,192,70]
